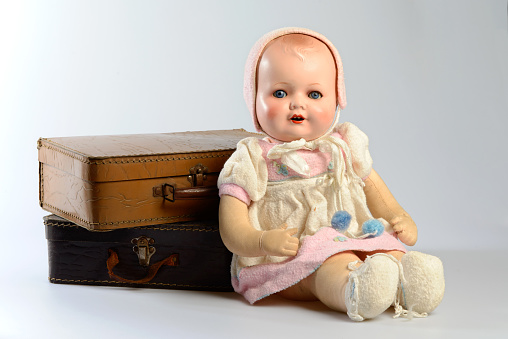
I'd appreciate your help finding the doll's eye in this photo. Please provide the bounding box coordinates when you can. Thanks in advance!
[309,91,322,99]
[273,90,287,98]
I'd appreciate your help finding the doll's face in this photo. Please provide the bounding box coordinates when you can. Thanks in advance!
[255,36,337,142]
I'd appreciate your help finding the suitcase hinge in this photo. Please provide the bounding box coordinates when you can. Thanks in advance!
[131,236,156,266]
[187,163,208,187]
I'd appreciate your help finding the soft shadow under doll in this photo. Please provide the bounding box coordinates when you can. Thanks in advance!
[218,27,444,321]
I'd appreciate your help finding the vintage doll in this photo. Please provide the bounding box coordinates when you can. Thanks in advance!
[218,27,444,321]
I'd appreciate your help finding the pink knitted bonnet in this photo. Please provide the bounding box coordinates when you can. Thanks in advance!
[244,27,347,133]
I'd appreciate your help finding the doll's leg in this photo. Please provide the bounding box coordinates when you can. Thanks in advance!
[281,251,401,321]
[355,250,404,261]
[307,251,360,313]
[276,251,358,305]
[276,276,317,301]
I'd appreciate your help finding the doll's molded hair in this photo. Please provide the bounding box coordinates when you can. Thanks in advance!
[244,27,347,132]
[272,34,323,63]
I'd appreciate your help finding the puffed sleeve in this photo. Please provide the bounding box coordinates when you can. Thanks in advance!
[217,137,267,204]
[337,122,373,179]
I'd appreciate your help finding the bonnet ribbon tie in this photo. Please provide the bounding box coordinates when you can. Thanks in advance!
[266,135,364,188]
[266,138,313,176]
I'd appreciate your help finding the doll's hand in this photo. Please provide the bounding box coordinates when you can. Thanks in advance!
[391,215,418,246]
[261,224,300,257]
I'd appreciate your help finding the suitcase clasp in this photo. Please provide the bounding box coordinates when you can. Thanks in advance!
[132,236,156,266]
[187,163,208,187]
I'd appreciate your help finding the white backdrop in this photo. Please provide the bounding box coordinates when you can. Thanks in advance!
[1,1,507,338]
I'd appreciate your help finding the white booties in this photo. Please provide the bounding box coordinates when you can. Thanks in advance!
[395,251,445,317]
[345,253,400,321]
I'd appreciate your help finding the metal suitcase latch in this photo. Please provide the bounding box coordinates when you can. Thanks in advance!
[187,163,208,187]
[132,236,156,266]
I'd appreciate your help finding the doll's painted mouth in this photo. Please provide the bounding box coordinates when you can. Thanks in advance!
[290,114,305,124]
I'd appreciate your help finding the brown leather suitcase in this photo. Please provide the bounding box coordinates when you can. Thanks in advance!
[45,214,233,291]
[38,129,256,231]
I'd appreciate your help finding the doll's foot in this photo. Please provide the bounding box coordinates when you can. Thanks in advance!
[345,253,400,321]
[394,251,445,318]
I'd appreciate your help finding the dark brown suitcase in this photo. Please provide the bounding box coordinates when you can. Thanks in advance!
[38,129,257,231]
[45,214,233,291]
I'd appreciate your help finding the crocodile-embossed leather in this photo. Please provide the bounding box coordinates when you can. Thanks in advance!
[44,214,233,291]
[38,129,259,230]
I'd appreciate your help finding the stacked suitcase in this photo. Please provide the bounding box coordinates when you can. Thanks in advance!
[38,129,257,291]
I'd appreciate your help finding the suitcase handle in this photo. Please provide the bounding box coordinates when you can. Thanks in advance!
[106,249,179,284]
[153,183,218,202]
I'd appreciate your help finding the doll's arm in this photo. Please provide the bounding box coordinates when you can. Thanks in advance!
[363,169,418,246]
[219,195,299,257]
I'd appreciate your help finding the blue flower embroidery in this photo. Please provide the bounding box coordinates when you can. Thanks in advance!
[328,161,334,170]
[273,161,289,176]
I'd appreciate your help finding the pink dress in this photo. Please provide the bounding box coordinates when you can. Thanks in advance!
[218,123,406,304]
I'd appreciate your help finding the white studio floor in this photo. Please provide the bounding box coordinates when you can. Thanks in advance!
[2,249,506,339]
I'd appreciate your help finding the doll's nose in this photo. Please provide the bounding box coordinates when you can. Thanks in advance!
[289,95,305,110]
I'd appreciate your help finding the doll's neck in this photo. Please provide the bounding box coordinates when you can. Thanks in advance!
[264,130,342,145]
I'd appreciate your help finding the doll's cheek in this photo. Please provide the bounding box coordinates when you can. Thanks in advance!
[258,100,283,121]
[264,108,282,120]
[314,105,336,124]
[257,111,278,132]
